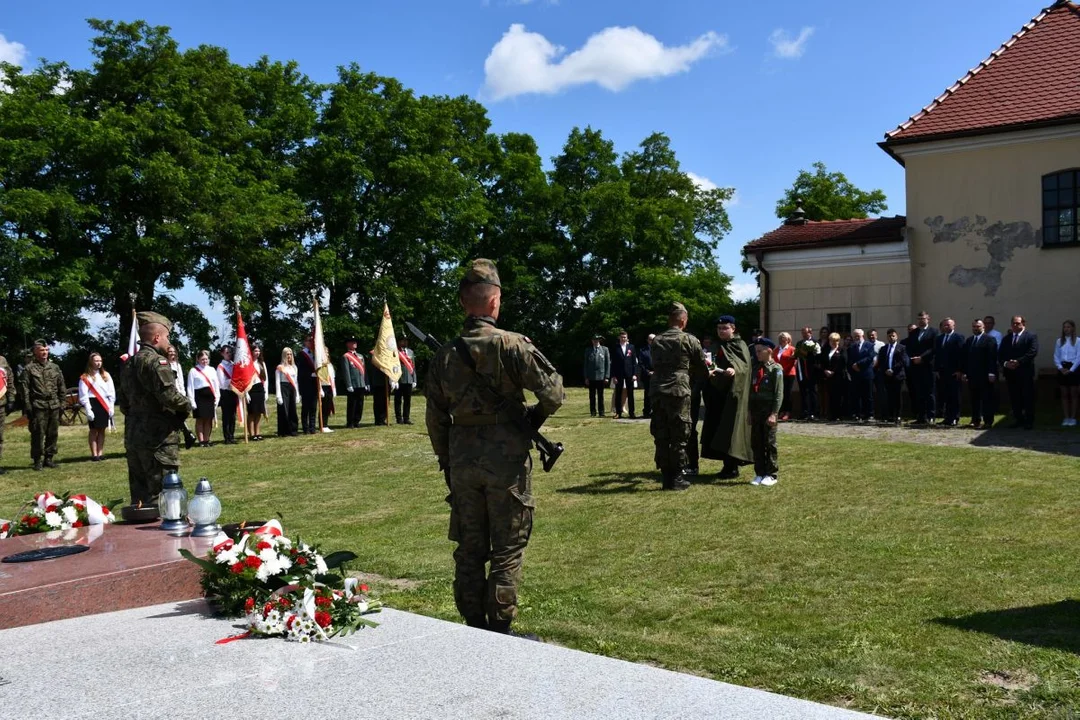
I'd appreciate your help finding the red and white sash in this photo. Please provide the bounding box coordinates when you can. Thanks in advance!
[345,352,366,374]
[80,374,113,415]
[194,366,219,401]
[398,350,415,375]
[0,367,6,401]
[277,365,298,391]
[219,363,233,381]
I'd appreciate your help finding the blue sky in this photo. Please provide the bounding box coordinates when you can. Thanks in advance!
[1,0,1045,332]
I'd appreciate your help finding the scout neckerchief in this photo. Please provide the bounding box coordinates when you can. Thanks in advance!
[398,350,415,375]
[80,373,112,415]
[753,364,766,393]
[194,365,219,400]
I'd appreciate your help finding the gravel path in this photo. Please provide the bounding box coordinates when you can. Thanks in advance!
[777,419,1080,456]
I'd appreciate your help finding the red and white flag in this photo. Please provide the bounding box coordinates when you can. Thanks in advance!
[231,310,257,395]
[121,310,138,362]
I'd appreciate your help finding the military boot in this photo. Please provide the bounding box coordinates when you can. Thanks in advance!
[43,458,58,469]
[464,616,488,631]
[32,460,43,471]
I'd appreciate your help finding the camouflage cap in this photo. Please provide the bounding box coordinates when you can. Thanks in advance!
[136,311,173,333]
[460,258,501,288]
[667,301,687,315]
[33,338,48,348]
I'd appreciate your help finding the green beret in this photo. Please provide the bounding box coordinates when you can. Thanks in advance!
[136,311,173,333]
[667,301,687,315]
[460,258,501,288]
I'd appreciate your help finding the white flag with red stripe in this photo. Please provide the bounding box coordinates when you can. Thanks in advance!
[122,310,138,361]
[231,310,256,395]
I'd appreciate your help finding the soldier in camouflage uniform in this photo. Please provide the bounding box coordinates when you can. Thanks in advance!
[748,337,784,486]
[649,302,708,491]
[19,340,66,471]
[425,259,564,634]
[118,312,192,506]
[0,353,16,475]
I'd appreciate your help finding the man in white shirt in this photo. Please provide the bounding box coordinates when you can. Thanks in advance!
[983,315,1003,347]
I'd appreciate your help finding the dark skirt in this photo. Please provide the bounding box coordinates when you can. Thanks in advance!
[194,387,217,420]
[1059,362,1078,387]
[87,398,109,430]
[247,384,267,415]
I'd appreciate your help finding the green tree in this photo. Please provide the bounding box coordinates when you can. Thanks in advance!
[775,161,887,221]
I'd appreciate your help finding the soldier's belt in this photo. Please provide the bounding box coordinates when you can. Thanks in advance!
[449,411,515,426]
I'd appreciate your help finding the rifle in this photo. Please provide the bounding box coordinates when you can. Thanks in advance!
[406,321,564,472]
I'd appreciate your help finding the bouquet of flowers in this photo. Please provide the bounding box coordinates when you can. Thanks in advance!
[795,339,820,358]
[180,520,380,641]
[0,491,119,539]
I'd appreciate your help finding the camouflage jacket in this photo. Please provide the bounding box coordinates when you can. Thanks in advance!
[748,359,784,417]
[425,316,564,468]
[649,327,707,398]
[0,355,14,407]
[119,343,192,417]
[20,359,65,411]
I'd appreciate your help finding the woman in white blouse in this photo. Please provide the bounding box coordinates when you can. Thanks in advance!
[1054,319,1080,426]
[319,345,336,433]
[78,352,115,462]
[187,349,220,447]
[166,345,185,397]
[276,347,299,437]
[245,344,269,441]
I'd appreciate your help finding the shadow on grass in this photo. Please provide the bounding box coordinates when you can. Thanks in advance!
[557,472,660,495]
[968,427,1080,457]
[932,599,1080,654]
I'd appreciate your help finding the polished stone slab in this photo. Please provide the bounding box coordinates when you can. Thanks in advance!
[0,600,882,719]
[0,523,211,629]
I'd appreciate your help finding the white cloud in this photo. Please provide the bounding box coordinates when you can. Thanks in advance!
[686,172,717,191]
[769,27,814,59]
[483,24,726,101]
[730,281,759,302]
[0,33,28,67]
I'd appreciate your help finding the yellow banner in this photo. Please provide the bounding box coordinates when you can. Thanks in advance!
[371,303,402,382]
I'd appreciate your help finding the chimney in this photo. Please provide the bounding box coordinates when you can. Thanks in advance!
[784,203,808,226]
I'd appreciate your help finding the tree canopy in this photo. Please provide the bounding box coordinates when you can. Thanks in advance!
[775,161,887,222]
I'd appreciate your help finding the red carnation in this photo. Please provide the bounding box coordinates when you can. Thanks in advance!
[27,516,40,527]
[295,556,308,566]
[244,597,255,613]
[1,523,9,533]
[244,555,262,569]
[315,596,333,608]
[256,541,271,551]
[286,615,296,630]
[72,521,84,528]
[290,548,298,556]
[360,584,369,593]
[230,562,245,574]
[263,602,274,617]
[314,611,332,628]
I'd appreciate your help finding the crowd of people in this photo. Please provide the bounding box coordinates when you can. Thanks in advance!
[0,332,421,473]
[586,313,1080,435]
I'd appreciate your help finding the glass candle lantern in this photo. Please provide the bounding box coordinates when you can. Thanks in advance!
[187,477,222,538]
[158,472,188,533]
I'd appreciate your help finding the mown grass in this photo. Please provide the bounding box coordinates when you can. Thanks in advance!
[3,388,1080,718]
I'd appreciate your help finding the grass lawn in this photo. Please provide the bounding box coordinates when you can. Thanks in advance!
[3,388,1080,718]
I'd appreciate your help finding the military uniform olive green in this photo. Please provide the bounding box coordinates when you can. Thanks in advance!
[0,354,15,470]
[119,342,192,505]
[19,356,65,467]
[749,358,784,479]
[426,311,564,632]
[648,324,707,488]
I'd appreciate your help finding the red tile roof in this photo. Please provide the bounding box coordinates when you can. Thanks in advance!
[743,216,906,253]
[884,1,1080,144]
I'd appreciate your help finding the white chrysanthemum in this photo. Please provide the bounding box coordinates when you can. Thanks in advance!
[216,549,239,566]
[258,547,278,564]
[61,506,79,523]
[315,556,328,574]
[45,511,62,528]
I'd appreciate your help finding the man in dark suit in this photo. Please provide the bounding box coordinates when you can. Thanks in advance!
[907,311,938,424]
[961,318,998,429]
[794,326,820,421]
[639,334,655,418]
[846,328,876,422]
[898,323,918,420]
[611,330,638,419]
[999,315,1039,429]
[877,328,908,424]
[933,317,965,427]
[296,335,320,434]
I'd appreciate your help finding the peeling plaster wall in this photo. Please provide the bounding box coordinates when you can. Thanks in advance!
[904,132,1080,365]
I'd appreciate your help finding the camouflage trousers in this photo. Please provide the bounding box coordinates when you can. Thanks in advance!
[750,414,779,478]
[650,394,691,477]
[125,415,180,506]
[28,409,59,461]
[448,457,534,631]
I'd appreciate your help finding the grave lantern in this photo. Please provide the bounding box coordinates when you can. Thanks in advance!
[158,472,188,533]
[188,477,222,538]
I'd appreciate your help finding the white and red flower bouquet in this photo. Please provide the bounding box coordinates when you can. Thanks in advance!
[180,520,380,641]
[0,491,119,540]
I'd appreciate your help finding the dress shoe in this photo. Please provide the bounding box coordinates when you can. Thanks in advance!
[717,469,740,480]
[404,419,414,425]
[628,414,638,420]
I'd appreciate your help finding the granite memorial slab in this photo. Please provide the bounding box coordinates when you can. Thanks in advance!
[0,600,883,719]
[0,523,212,629]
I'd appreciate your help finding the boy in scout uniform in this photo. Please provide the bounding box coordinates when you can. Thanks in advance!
[748,337,783,487]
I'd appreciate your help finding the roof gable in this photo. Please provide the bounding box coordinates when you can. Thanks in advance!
[885,1,1080,145]
[743,216,906,253]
